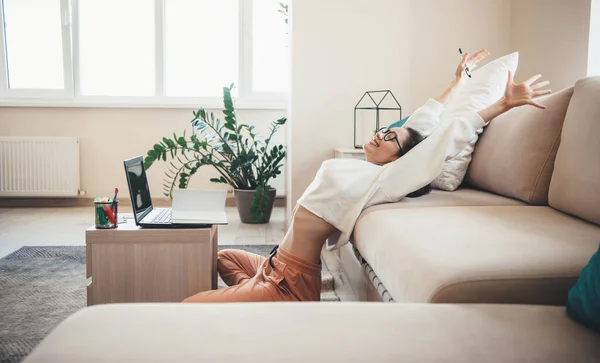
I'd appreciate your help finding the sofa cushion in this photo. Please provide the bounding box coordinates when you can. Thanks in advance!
[466,86,574,205]
[549,76,600,225]
[359,187,525,219]
[24,303,600,363]
[567,243,600,332]
[353,206,600,304]
[389,115,410,128]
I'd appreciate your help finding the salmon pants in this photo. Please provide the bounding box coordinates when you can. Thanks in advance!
[182,246,322,302]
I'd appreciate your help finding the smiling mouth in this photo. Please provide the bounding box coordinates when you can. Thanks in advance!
[370,139,379,147]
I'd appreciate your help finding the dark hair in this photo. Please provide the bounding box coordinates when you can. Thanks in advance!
[398,127,426,157]
[400,127,432,198]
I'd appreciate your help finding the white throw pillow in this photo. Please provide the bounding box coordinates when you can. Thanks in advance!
[431,52,519,191]
[441,52,519,124]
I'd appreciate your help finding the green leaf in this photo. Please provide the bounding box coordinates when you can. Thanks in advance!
[144,157,154,169]
[163,137,175,148]
[223,85,235,112]
[249,183,274,222]
[179,175,187,189]
[209,177,228,184]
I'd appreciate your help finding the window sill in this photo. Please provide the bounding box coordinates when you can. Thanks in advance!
[0,97,287,110]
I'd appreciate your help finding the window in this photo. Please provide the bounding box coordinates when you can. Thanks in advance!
[0,0,72,98]
[588,0,600,76]
[77,0,155,97]
[0,0,288,107]
[252,0,288,93]
[165,0,238,98]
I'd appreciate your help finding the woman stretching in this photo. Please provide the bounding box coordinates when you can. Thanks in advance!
[183,50,551,302]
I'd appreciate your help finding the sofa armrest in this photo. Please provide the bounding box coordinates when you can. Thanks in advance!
[25,303,600,363]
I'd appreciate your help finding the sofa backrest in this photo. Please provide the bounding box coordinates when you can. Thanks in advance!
[465,86,574,205]
[548,76,600,226]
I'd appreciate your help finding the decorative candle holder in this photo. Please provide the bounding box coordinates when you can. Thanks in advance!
[354,90,402,149]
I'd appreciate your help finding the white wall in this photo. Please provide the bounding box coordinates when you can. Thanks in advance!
[287,0,512,216]
[0,107,286,199]
[510,0,592,90]
[589,0,600,76]
[407,0,511,112]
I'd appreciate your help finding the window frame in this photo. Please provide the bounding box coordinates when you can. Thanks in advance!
[0,0,74,100]
[0,0,287,109]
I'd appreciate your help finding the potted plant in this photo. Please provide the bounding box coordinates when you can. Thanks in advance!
[144,84,286,224]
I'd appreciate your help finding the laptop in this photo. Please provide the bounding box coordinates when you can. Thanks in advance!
[124,156,226,228]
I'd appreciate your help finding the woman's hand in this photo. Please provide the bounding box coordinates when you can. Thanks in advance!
[478,71,552,123]
[435,48,489,106]
[455,49,490,84]
[504,71,552,109]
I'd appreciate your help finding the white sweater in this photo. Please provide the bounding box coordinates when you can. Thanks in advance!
[297,99,485,250]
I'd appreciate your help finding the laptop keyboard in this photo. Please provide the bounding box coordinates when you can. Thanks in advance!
[146,208,172,224]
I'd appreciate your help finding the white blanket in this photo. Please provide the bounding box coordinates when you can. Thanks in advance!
[297,99,485,250]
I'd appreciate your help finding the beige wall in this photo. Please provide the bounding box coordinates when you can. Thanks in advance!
[287,0,512,215]
[407,0,512,111]
[510,0,592,90]
[0,107,286,199]
[288,0,412,216]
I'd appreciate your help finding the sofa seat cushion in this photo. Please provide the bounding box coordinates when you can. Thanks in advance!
[360,187,525,219]
[353,206,600,304]
[24,303,600,363]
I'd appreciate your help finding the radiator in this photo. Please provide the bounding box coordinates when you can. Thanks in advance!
[0,137,80,197]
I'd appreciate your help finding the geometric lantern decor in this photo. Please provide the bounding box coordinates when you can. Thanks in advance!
[354,90,402,149]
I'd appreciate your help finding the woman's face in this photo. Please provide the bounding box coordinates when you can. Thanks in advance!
[363,127,409,165]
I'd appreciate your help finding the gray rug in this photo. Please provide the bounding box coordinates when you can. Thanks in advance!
[0,245,338,363]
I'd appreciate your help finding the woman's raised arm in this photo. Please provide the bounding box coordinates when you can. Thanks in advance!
[434,48,490,106]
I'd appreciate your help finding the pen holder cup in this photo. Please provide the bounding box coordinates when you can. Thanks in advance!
[94,200,118,229]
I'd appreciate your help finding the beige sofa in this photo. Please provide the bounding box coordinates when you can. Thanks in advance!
[23,77,600,362]
[345,76,600,306]
[23,303,600,363]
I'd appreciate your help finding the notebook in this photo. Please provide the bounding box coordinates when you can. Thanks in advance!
[171,189,228,224]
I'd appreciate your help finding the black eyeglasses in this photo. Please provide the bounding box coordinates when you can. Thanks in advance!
[375,127,404,155]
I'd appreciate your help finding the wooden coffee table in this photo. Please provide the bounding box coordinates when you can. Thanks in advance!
[85,222,217,306]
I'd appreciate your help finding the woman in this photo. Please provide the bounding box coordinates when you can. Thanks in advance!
[183,50,551,302]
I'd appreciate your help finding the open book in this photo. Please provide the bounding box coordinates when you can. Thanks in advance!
[171,189,228,225]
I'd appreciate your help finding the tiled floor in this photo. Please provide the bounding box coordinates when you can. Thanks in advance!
[0,206,285,259]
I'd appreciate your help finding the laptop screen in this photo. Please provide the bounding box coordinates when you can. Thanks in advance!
[124,157,153,220]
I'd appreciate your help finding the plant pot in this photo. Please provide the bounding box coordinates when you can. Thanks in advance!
[234,188,277,224]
